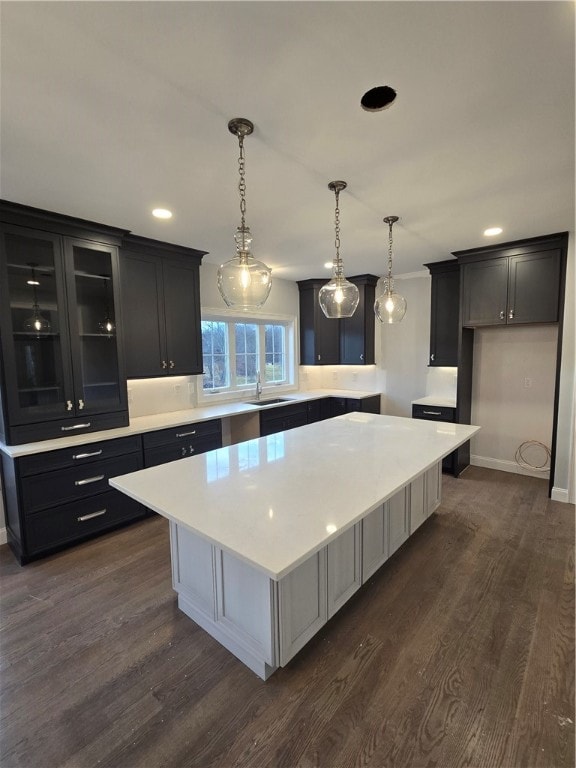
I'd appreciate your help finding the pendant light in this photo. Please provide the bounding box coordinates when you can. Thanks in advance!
[217,118,272,311]
[318,181,359,319]
[374,216,407,323]
[23,264,51,337]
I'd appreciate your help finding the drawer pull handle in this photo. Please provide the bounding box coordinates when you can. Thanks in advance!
[508,308,515,319]
[75,474,105,486]
[423,410,442,416]
[499,310,505,320]
[176,430,196,438]
[73,450,103,460]
[169,360,175,369]
[61,422,91,432]
[77,509,107,522]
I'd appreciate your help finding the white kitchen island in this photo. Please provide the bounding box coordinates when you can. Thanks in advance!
[110,413,479,679]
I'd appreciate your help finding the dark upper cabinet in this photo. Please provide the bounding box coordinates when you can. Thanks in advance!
[424,260,459,366]
[297,279,340,365]
[340,275,378,365]
[0,201,129,445]
[456,234,567,328]
[298,275,378,366]
[120,235,206,378]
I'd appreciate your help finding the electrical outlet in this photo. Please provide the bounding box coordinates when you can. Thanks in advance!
[174,383,182,394]
[523,377,532,388]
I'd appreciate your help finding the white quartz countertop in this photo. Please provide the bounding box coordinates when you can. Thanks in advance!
[110,413,480,581]
[0,389,381,458]
[412,396,457,408]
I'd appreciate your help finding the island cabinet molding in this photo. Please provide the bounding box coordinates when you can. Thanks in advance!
[120,234,206,378]
[110,414,480,680]
[0,200,130,445]
[455,232,568,328]
[165,461,441,680]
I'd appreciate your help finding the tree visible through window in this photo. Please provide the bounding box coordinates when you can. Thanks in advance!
[201,318,290,393]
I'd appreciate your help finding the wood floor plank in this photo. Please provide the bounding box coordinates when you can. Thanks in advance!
[0,468,573,768]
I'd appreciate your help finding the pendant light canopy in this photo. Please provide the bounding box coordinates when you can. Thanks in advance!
[374,216,407,324]
[318,181,359,319]
[217,118,272,311]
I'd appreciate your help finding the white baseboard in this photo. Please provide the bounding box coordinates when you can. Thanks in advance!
[0,527,7,546]
[551,487,571,504]
[470,454,550,481]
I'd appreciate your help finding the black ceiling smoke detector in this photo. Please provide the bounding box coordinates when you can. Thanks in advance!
[361,86,397,112]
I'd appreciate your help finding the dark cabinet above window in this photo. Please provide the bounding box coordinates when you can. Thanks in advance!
[456,233,567,328]
[297,275,378,366]
[120,235,206,378]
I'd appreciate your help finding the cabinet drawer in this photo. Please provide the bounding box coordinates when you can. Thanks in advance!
[20,453,143,514]
[25,490,146,554]
[142,419,221,449]
[412,404,455,422]
[18,435,142,477]
[6,410,129,447]
[144,434,223,468]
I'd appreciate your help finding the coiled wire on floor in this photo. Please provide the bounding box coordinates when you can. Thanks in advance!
[514,440,551,472]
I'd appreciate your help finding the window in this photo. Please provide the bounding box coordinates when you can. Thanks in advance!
[201,313,294,398]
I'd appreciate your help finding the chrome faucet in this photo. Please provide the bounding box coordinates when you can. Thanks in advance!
[255,371,262,400]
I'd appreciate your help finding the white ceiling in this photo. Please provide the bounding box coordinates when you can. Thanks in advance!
[1,1,574,282]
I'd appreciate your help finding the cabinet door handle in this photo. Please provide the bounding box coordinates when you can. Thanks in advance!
[74,474,105,486]
[430,353,435,362]
[317,354,321,361]
[181,447,187,457]
[73,449,103,460]
[61,422,91,432]
[508,308,515,319]
[189,446,195,454]
[78,399,85,410]
[176,430,196,438]
[162,360,168,369]
[360,353,364,361]
[423,410,442,416]
[169,360,175,369]
[499,310,505,320]
[77,509,107,522]
[66,400,74,411]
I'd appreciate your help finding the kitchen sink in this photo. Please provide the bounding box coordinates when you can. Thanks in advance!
[244,398,294,406]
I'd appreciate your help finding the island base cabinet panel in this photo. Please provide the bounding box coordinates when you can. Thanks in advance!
[362,504,388,581]
[278,550,327,666]
[327,524,361,618]
[426,463,442,514]
[215,550,277,666]
[171,523,216,620]
[388,489,410,557]
[409,474,427,534]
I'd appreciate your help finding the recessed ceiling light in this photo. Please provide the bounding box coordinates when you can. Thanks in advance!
[324,262,333,269]
[361,85,397,112]
[484,226,503,237]
[152,208,173,219]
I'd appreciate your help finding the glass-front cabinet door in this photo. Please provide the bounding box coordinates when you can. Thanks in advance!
[0,225,75,425]
[64,239,126,416]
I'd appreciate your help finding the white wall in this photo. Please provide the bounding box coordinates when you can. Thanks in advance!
[470,325,558,478]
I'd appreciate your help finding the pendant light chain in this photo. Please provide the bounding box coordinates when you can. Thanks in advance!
[237,133,247,233]
[387,219,394,280]
[334,188,342,277]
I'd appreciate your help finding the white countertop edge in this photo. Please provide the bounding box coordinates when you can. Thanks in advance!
[0,389,382,457]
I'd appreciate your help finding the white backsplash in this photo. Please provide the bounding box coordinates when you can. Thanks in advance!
[128,376,198,417]
[424,367,458,400]
[299,365,385,394]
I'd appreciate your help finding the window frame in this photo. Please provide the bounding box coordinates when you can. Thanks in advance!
[199,308,297,403]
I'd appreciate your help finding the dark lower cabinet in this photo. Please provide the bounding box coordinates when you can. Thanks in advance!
[330,395,381,417]
[260,402,309,437]
[260,395,381,436]
[142,419,222,467]
[2,434,146,564]
[412,403,458,474]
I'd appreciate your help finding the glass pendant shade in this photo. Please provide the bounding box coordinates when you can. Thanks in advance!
[375,215,407,324]
[217,117,272,310]
[23,306,51,336]
[374,278,407,323]
[320,180,358,319]
[217,226,272,310]
[319,274,359,318]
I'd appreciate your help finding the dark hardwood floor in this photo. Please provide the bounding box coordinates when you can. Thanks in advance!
[1,467,574,768]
